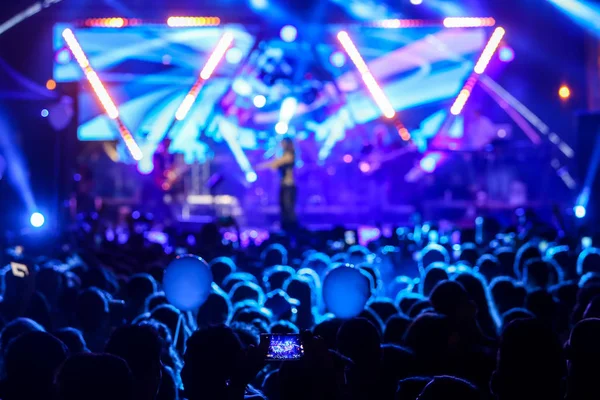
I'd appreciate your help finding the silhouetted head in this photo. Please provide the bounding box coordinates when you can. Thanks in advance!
[368,298,398,324]
[429,280,475,322]
[397,377,431,400]
[4,331,68,400]
[577,248,600,275]
[523,259,562,290]
[313,317,343,349]
[420,263,449,297]
[56,353,133,400]
[404,313,452,376]
[196,289,232,327]
[417,376,481,400]
[420,245,450,271]
[55,327,89,353]
[145,292,168,313]
[182,326,242,400]
[105,324,163,400]
[209,257,237,288]
[125,274,157,320]
[337,318,381,366]
[281,137,295,153]
[76,288,109,333]
[500,308,535,328]
[515,242,542,279]
[490,277,525,315]
[383,314,411,345]
[230,281,266,305]
[492,318,566,400]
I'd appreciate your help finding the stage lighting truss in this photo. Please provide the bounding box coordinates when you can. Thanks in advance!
[61,28,143,161]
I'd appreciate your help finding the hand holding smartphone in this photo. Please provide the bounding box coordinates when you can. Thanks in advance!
[262,334,304,361]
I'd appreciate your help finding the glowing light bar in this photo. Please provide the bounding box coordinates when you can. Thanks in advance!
[337,31,396,120]
[443,17,496,28]
[175,32,233,121]
[450,75,478,115]
[474,27,505,74]
[62,28,143,161]
[84,18,128,28]
[449,27,505,116]
[167,16,221,27]
[374,19,426,28]
[371,18,496,28]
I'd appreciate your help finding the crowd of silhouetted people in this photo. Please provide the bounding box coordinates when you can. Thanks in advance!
[1,214,600,400]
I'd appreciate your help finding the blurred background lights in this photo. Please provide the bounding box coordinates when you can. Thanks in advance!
[253,95,267,108]
[559,85,571,99]
[41,109,49,118]
[46,79,56,90]
[280,25,297,42]
[275,121,288,134]
[330,51,346,67]
[30,212,45,228]
[226,47,243,64]
[498,45,514,62]
[410,0,423,5]
[574,205,586,219]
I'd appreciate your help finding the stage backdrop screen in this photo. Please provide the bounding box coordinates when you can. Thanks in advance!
[53,24,489,163]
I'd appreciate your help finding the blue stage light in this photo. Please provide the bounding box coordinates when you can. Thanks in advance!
[410,0,423,5]
[246,171,258,182]
[575,205,586,219]
[498,46,515,62]
[280,25,297,43]
[275,122,288,135]
[30,212,45,228]
[253,95,267,108]
[250,0,268,10]
[226,47,243,64]
[330,51,346,67]
[41,109,49,118]
[420,155,438,172]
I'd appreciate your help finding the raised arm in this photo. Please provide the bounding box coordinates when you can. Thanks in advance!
[256,152,294,171]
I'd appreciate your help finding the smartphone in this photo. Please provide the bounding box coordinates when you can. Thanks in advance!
[344,230,356,246]
[263,334,304,361]
[582,237,592,249]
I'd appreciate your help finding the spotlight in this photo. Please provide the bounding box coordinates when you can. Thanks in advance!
[46,79,57,90]
[246,171,258,183]
[41,109,49,118]
[574,205,586,219]
[275,122,288,135]
[559,85,571,100]
[30,212,45,228]
[498,46,514,62]
[420,155,437,172]
[359,161,371,173]
[410,0,423,4]
[280,25,297,43]
[253,95,267,108]
[343,154,353,163]
[330,51,346,67]
[250,0,268,10]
